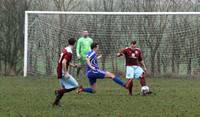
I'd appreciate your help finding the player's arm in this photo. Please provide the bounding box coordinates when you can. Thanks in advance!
[69,63,79,68]
[140,60,147,72]
[90,38,93,43]
[76,39,81,59]
[117,48,125,57]
[62,58,70,78]
[96,51,102,59]
[86,57,95,70]
[138,51,147,72]
[97,54,102,59]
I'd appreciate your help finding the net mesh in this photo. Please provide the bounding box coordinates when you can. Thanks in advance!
[26,13,200,77]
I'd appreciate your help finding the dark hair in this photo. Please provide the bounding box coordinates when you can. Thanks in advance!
[131,40,137,45]
[68,38,76,45]
[91,42,98,49]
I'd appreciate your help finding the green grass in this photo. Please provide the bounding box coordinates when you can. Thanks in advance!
[0,76,200,117]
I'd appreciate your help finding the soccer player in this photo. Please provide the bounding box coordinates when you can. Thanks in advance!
[53,38,79,107]
[117,40,149,96]
[76,31,93,80]
[77,42,129,94]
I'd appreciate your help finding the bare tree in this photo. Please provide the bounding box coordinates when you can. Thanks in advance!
[137,0,170,75]
[0,0,32,75]
[53,0,81,51]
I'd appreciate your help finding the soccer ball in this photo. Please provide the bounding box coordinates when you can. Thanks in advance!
[141,86,150,95]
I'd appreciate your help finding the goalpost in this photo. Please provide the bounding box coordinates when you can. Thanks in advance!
[24,11,200,77]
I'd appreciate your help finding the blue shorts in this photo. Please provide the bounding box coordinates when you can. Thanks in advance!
[86,69,106,85]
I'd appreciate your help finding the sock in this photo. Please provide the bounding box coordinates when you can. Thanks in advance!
[113,76,125,87]
[58,89,65,95]
[126,79,133,87]
[53,91,63,105]
[83,88,94,93]
[140,73,146,86]
[128,80,133,95]
[58,88,76,95]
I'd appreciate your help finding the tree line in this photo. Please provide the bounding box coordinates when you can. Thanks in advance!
[0,0,200,77]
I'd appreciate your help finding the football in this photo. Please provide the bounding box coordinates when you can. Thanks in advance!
[141,86,150,95]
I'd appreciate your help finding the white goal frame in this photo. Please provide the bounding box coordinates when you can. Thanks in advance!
[24,11,200,77]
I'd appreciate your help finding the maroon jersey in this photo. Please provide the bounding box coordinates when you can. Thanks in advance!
[121,47,143,66]
[57,47,73,79]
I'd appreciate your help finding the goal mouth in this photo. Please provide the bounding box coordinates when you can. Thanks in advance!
[24,11,200,77]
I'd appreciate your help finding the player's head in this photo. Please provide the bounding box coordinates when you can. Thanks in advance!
[130,40,137,49]
[68,38,76,47]
[82,31,89,38]
[91,42,99,51]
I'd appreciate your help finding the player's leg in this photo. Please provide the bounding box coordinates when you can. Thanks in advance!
[53,75,79,106]
[76,59,85,81]
[125,79,133,96]
[125,66,135,95]
[85,69,125,87]
[78,83,96,94]
[134,66,146,86]
[104,71,128,88]
[53,87,76,107]
[77,71,97,94]
[134,66,152,95]
[80,64,86,82]
[140,73,146,86]
[78,69,127,94]
[139,73,153,95]
[76,66,81,79]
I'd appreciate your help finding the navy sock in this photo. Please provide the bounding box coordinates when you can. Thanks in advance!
[113,76,125,87]
[83,88,94,93]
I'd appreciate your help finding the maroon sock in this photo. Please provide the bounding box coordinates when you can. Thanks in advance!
[128,80,133,95]
[128,79,133,87]
[58,88,76,95]
[58,89,65,95]
[55,88,76,102]
[140,73,146,86]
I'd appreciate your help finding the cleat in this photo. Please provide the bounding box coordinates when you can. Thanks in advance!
[128,92,133,96]
[52,100,62,107]
[146,91,152,95]
[141,91,152,96]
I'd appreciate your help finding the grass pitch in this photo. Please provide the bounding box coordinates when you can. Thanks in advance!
[0,76,200,117]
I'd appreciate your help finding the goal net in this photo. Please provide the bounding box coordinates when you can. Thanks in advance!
[24,11,200,77]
